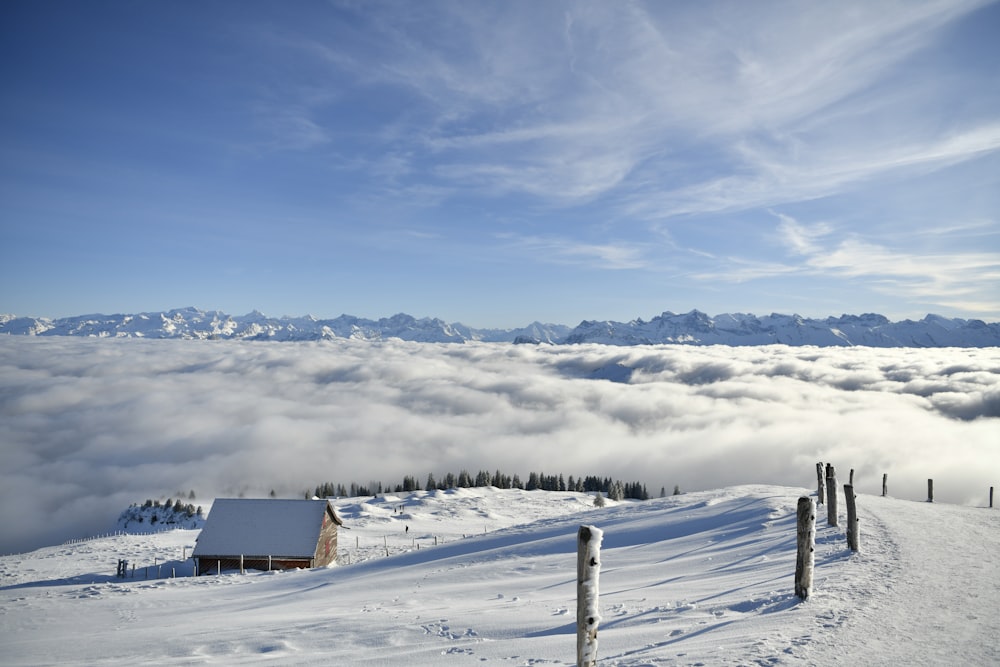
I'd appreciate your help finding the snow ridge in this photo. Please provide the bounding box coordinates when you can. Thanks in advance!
[2,307,999,347]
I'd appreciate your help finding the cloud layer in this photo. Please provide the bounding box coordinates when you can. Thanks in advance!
[1,337,997,554]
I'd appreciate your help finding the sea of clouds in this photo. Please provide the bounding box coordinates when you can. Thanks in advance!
[1,337,997,554]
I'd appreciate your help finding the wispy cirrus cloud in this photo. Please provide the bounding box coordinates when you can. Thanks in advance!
[260,0,997,209]
[495,233,650,270]
[705,213,1000,314]
[624,122,1000,220]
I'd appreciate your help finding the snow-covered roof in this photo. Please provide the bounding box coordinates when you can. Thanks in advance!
[193,499,341,559]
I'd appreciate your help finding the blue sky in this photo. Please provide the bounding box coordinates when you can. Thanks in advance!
[2,0,999,327]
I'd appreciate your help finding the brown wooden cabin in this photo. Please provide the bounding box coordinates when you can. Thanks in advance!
[192,498,343,575]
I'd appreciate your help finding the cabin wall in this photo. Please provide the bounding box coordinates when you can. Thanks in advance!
[313,510,339,567]
[196,556,312,575]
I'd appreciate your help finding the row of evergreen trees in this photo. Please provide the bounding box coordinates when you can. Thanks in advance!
[139,497,203,519]
[309,469,653,502]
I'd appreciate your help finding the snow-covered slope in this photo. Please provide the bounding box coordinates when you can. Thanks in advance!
[1,486,997,665]
[3,307,998,346]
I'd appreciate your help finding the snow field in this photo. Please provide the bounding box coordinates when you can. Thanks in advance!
[1,485,997,665]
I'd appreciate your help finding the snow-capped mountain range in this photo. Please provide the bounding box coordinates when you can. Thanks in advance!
[2,307,998,347]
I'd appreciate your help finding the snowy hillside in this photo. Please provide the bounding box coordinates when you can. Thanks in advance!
[2,307,999,346]
[1,486,997,665]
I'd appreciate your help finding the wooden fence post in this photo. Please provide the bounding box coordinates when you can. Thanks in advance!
[577,525,603,667]
[825,464,838,527]
[816,463,825,505]
[794,497,815,600]
[991,486,994,508]
[882,473,888,497]
[849,469,855,486]
[927,479,934,503]
[844,484,859,552]
[240,554,245,574]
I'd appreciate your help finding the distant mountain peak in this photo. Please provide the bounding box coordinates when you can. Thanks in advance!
[1,308,997,347]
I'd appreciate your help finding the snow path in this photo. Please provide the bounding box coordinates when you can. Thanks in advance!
[831,496,1000,665]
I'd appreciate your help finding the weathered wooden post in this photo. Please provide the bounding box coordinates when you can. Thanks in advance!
[240,554,245,574]
[794,497,815,600]
[268,555,272,571]
[844,484,859,552]
[577,525,603,667]
[991,486,995,508]
[825,464,838,527]
[849,468,855,486]
[815,463,825,505]
[927,479,934,503]
[882,473,888,497]
[217,560,221,576]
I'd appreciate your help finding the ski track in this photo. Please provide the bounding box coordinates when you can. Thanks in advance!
[830,497,1000,666]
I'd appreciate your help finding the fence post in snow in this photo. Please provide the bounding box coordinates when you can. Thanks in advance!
[825,464,838,527]
[927,479,934,503]
[240,554,244,575]
[849,469,855,486]
[991,487,994,508]
[577,525,603,667]
[794,497,815,600]
[882,474,888,497]
[815,463,825,505]
[844,484,859,552]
